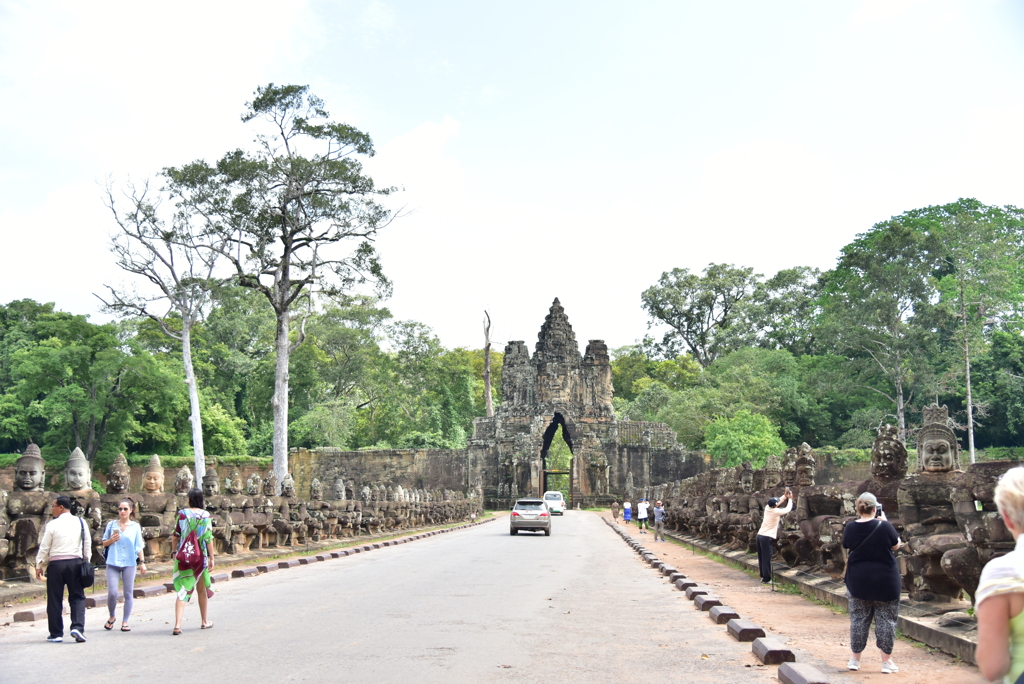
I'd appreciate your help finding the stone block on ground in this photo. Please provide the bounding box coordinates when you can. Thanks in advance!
[362,545,373,551]
[727,618,766,642]
[675,578,697,591]
[278,560,301,569]
[660,565,676,576]
[709,605,740,624]
[694,594,723,611]
[669,572,686,582]
[778,662,830,684]
[752,637,795,664]
[13,608,46,622]
[297,556,320,565]
[210,572,229,583]
[315,554,330,561]
[232,567,259,578]
[163,582,175,592]
[685,585,709,599]
[87,595,123,608]
[256,564,278,573]
[133,584,167,598]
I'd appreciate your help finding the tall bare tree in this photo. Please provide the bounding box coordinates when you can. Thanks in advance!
[483,311,494,418]
[98,180,222,479]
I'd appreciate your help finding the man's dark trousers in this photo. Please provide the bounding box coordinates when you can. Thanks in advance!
[46,559,85,638]
[756,534,774,583]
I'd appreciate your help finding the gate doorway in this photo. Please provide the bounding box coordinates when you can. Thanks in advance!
[540,414,574,508]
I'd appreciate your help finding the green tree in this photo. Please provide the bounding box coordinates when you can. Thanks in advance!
[704,409,786,468]
[163,83,394,488]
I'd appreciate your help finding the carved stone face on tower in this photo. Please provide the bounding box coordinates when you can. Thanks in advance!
[142,455,164,493]
[15,444,45,492]
[281,474,296,498]
[740,463,754,493]
[64,447,91,491]
[202,465,220,497]
[310,478,323,501]
[107,453,130,494]
[264,472,279,496]
[332,478,346,501]
[226,468,243,495]
[247,472,262,496]
[763,454,782,490]
[916,404,960,473]
[795,444,816,487]
[871,424,908,481]
[781,447,798,487]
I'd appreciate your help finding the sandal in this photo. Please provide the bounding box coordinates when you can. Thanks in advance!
[121,624,131,632]
[201,622,214,630]
[172,627,181,635]
[104,617,116,631]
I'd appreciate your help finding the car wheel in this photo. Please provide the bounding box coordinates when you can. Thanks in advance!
[510,529,517,535]
[544,528,551,536]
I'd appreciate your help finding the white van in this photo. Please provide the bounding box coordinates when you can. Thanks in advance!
[543,491,566,515]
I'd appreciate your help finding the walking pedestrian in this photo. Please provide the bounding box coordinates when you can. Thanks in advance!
[756,487,793,584]
[622,500,632,524]
[637,498,650,533]
[653,500,666,541]
[101,498,146,632]
[171,487,215,635]
[976,466,1024,683]
[842,492,903,674]
[611,500,620,522]
[35,495,88,643]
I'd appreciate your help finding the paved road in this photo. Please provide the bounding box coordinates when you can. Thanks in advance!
[1,513,772,683]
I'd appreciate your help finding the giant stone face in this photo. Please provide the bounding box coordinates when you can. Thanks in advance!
[65,464,91,491]
[143,471,164,493]
[921,438,954,473]
[16,459,45,492]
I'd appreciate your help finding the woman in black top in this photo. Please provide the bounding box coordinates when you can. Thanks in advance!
[842,492,903,674]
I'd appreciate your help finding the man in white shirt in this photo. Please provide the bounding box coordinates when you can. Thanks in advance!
[756,487,793,584]
[36,495,88,642]
[637,498,650,533]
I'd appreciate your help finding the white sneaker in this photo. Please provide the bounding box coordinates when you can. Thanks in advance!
[847,658,861,670]
[882,659,899,674]
[70,628,86,643]
[46,636,62,643]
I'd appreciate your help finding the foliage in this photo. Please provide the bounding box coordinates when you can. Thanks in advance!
[704,410,786,467]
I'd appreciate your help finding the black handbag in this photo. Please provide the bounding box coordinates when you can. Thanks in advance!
[79,518,95,588]
[102,521,114,561]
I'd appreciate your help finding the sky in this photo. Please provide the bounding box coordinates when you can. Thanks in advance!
[2,0,1024,353]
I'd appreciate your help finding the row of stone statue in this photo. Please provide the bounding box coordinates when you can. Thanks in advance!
[631,404,1013,606]
[0,447,481,580]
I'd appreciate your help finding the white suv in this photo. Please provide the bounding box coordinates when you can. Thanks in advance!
[543,491,566,515]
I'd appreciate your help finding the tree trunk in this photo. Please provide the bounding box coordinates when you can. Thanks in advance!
[483,311,493,418]
[181,321,207,480]
[895,374,906,444]
[272,311,291,491]
[963,290,976,464]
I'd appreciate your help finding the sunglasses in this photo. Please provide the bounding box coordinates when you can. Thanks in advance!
[118,507,130,511]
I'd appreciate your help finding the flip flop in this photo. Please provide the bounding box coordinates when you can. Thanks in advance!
[172,628,181,635]
[201,622,214,630]
[121,625,131,632]
[104,617,116,631]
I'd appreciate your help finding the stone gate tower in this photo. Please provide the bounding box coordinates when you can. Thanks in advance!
[468,299,701,506]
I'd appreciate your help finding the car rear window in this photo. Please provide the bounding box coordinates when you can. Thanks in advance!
[544,493,562,500]
[515,502,545,510]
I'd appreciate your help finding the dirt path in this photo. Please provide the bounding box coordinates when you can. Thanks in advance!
[602,511,985,684]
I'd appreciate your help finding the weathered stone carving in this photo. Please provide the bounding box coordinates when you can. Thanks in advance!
[2,444,54,579]
[132,455,176,560]
[62,447,101,560]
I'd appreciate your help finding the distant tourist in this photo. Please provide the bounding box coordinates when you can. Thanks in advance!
[755,487,793,584]
[622,500,632,524]
[976,466,1024,683]
[637,498,650,533]
[652,500,666,542]
[611,500,620,522]
[35,495,88,643]
[842,492,902,674]
[171,487,215,635]
[101,498,146,632]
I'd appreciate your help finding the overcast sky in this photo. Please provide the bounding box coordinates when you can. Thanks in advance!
[2,0,1023,353]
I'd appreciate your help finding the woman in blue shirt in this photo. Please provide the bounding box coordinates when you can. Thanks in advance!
[101,499,146,632]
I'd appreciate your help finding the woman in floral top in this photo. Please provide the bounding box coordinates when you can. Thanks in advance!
[171,487,215,634]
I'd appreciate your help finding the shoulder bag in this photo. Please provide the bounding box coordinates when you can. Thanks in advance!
[175,511,205,572]
[102,520,115,562]
[842,519,883,582]
[79,518,95,588]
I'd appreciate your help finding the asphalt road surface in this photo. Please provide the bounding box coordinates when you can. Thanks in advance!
[0,513,772,683]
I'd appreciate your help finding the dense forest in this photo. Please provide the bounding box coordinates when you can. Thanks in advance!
[3,197,1023,473]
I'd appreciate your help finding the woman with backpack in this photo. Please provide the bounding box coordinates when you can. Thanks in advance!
[100,498,146,632]
[171,487,215,635]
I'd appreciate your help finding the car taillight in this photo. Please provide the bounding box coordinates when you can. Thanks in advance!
[511,511,519,517]
[540,512,549,517]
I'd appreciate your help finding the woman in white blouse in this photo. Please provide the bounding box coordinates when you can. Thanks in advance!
[101,499,146,632]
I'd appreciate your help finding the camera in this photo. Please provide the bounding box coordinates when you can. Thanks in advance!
[876,503,884,518]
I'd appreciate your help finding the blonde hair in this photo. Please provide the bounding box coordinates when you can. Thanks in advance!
[995,466,1024,533]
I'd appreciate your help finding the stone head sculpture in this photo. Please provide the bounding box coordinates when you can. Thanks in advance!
[246,472,263,496]
[310,478,323,501]
[871,424,908,481]
[264,471,279,496]
[332,477,346,501]
[142,454,164,493]
[107,453,130,494]
[281,473,296,498]
[175,465,194,495]
[63,447,92,491]
[226,467,243,495]
[202,463,220,497]
[917,404,960,472]
[739,461,754,494]
[15,443,46,492]
[781,447,798,487]
[795,443,816,487]
[763,454,782,490]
